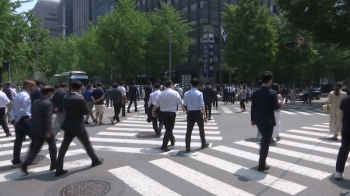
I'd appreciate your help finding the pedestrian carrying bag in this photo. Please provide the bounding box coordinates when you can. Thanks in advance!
[323,104,330,113]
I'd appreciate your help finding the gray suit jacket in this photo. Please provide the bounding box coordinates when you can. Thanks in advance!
[32,97,53,136]
[110,89,123,104]
[61,93,89,133]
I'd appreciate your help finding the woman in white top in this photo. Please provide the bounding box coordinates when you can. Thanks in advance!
[327,82,347,140]
[271,83,285,142]
[240,85,247,112]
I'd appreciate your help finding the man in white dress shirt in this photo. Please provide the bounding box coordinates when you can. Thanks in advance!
[152,80,185,151]
[117,81,127,117]
[148,84,163,137]
[0,84,11,136]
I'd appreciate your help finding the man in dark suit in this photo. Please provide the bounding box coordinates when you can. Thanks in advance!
[251,71,280,171]
[51,83,67,136]
[55,81,104,177]
[110,83,123,124]
[127,81,138,113]
[202,81,215,120]
[144,81,153,114]
[21,86,57,175]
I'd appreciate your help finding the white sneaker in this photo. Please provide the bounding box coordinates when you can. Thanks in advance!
[334,172,344,180]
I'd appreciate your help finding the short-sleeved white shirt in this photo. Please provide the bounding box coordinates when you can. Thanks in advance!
[155,88,183,112]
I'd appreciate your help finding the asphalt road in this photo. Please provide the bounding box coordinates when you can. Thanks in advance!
[0,98,349,196]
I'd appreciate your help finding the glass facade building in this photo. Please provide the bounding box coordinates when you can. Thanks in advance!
[92,0,117,25]
[57,0,73,37]
[33,0,59,37]
[73,0,93,36]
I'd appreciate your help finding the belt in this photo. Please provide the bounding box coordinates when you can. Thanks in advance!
[187,110,201,112]
[160,111,176,114]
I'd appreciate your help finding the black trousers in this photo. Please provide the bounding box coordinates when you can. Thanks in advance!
[152,114,164,132]
[230,93,235,103]
[212,98,218,109]
[144,99,149,114]
[13,117,34,164]
[186,111,206,150]
[56,129,99,171]
[257,125,273,167]
[240,99,246,110]
[205,103,212,118]
[0,107,10,134]
[128,97,137,111]
[23,135,57,167]
[113,103,122,122]
[121,103,126,116]
[336,130,350,173]
[160,112,176,148]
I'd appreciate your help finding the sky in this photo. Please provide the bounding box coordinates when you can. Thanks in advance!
[11,0,37,13]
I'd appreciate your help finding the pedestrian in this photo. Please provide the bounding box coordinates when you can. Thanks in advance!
[334,89,350,180]
[255,80,262,139]
[240,85,247,112]
[110,83,123,125]
[144,81,153,114]
[308,85,313,105]
[51,83,68,137]
[212,85,218,110]
[30,80,44,112]
[10,80,36,167]
[117,81,127,117]
[342,82,350,95]
[271,83,285,142]
[3,82,15,123]
[223,85,229,105]
[82,84,96,124]
[21,86,57,175]
[91,83,105,125]
[151,80,185,151]
[184,78,210,152]
[327,82,347,140]
[202,81,214,120]
[127,81,138,113]
[148,83,163,137]
[55,81,104,177]
[250,71,280,171]
[0,84,12,136]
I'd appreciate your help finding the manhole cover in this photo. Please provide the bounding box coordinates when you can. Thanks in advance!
[60,180,110,196]
[138,131,156,136]
[20,155,45,164]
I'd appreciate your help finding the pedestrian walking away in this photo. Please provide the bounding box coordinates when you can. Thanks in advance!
[110,83,123,124]
[152,80,185,151]
[21,86,57,175]
[3,81,15,123]
[117,81,127,117]
[271,83,286,143]
[144,81,153,114]
[91,83,105,125]
[55,81,104,177]
[51,83,68,136]
[127,81,138,113]
[148,83,163,137]
[184,78,210,152]
[250,71,281,171]
[83,84,96,124]
[202,81,215,120]
[0,84,12,136]
[10,80,36,167]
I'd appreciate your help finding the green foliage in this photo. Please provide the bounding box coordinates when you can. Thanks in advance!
[275,0,350,47]
[222,0,278,81]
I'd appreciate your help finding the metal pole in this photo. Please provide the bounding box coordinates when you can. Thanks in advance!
[169,30,172,79]
[35,26,38,71]
[219,32,222,86]
[8,59,10,81]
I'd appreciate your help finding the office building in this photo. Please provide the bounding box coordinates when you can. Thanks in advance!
[57,0,73,37]
[92,0,117,25]
[33,0,59,37]
[73,0,93,36]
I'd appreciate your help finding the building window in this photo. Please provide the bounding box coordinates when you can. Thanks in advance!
[200,18,208,24]
[200,1,208,8]
[191,54,198,62]
[142,0,145,4]
[191,38,197,45]
[191,3,197,12]
[174,0,179,2]
[182,7,188,13]
[211,20,219,26]
[167,0,171,5]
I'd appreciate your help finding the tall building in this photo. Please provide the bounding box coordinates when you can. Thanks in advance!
[57,0,73,37]
[33,0,59,37]
[73,0,93,36]
[92,0,117,25]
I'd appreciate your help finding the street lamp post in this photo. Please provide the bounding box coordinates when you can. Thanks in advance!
[35,24,39,80]
[169,30,172,79]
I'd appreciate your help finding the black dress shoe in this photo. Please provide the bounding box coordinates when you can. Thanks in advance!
[201,143,210,148]
[50,165,57,171]
[6,133,12,137]
[186,149,191,153]
[21,165,28,175]
[91,158,104,167]
[55,169,68,177]
[127,110,130,113]
[257,165,270,171]
[160,147,170,152]
[170,140,175,146]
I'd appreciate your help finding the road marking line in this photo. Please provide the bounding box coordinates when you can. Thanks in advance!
[109,166,181,196]
[106,127,220,134]
[97,132,222,140]
[46,149,86,159]
[150,158,254,196]
[235,141,343,167]
[186,152,306,195]
[126,117,216,122]
[288,109,313,115]
[121,120,217,126]
[312,124,329,128]
[279,133,340,146]
[280,110,297,115]
[277,140,341,155]
[221,107,233,113]
[301,127,329,132]
[0,158,91,182]
[212,145,331,180]
[287,129,331,137]
[94,145,180,155]
[113,123,218,129]
[323,123,329,125]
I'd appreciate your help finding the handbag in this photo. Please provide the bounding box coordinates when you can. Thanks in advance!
[323,104,330,113]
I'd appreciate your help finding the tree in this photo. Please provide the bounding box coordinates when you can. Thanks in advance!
[275,0,350,47]
[222,0,278,82]
[96,0,151,79]
[145,3,192,77]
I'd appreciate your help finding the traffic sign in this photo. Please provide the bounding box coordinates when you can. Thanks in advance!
[296,36,306,45]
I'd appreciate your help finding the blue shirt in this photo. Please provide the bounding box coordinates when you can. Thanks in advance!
[83,89,93,102]
[11,90,31,122]
[184,88,204,111]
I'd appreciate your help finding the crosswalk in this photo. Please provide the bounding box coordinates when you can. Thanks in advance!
[232,105,328,116]
[0,115,347,195]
